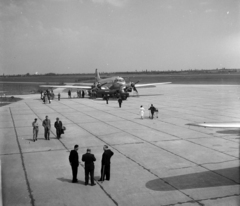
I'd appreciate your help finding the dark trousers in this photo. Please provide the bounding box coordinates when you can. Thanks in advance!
[71,165,78,181]
[56,129,61,138]
[151,111,154,119]
[85,166,94,184]
[100,164,111,180]
[44,128,50,140]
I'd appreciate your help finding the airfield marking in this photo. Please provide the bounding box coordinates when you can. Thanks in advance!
[23,101,119,206]
[59,99,239,185]
[21,98,239,205]
[9,108,35,206]
[66,98,239,160]
[45,100,206,205]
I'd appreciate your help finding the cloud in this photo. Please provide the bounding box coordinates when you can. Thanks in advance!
[92,0,128,7]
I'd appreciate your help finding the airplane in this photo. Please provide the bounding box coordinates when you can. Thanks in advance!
[187,122,240,128]
[40,69,171,100]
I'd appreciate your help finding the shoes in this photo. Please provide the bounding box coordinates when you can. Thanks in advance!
[91,183,96,186]
[98,179,104,181]
[72,180,78,183]
[85,183,88,186]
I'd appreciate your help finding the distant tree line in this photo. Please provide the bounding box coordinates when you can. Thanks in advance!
[1,68,240,77]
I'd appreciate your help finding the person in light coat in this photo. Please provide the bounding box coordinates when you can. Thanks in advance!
[140,105,145,119]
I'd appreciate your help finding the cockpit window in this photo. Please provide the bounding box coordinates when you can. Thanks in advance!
[117,78,124,82]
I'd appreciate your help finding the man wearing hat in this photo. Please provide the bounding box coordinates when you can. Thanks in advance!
[82,148,96,186]
[42,116,51,140]
[54,117,63,139]
[98,145,114,182]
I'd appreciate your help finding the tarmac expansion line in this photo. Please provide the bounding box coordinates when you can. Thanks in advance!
[9,108,35,206]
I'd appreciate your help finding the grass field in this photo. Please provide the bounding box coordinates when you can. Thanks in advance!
[0,73,239,95]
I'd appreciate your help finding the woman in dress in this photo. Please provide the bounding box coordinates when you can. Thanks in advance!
[140,105,145,119]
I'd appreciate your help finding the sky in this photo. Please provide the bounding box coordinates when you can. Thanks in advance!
[0,0,240,75]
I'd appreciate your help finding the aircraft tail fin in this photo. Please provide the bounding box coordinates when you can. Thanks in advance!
[95,69,101,81]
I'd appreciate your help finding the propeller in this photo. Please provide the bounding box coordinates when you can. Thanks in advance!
[130,80,139,94]
[91,82,108,91]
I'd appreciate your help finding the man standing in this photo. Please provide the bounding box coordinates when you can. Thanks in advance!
[69,145,79,183]
[68,90,71,98]
[118,97,122,108]
[58,93,61,101]
[148,104,156,119]
[99,145,114,182]
[82,149,96,186]
[54,117,63,139]
[105,95,109,104]
[32,118,39,142]
[42,116,51,140]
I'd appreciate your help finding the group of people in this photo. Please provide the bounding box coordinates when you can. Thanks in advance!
[32,116,65,142]
[140,104,158,119]
[41,90,55,104]
[67,90,87,98]
[77,90,85,98]
[69,145,114,186]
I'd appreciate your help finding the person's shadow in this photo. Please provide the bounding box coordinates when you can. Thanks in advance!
[57,176,101,185]
[57,177,85,185]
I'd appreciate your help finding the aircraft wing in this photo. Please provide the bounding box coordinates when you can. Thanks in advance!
[135,82,171,88]
[187,123,240,128]
[39,85,92,89]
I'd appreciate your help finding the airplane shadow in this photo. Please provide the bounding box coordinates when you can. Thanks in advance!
[216,130,240,135]
[146,167,239,191]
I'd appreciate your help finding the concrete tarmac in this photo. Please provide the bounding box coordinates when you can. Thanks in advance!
[0,84,239,206]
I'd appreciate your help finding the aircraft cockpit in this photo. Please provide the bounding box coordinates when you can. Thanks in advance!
[115,77,125,84]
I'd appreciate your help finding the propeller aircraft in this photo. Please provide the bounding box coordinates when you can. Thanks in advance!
[40,69,171,100]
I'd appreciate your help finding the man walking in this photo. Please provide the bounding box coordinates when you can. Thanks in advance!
[148,104,156,119]
[118,97,122,108]
[82,149,96,186]
[105,95,109,104]
[42,116,51,140]
[54,117,63,139]
[98,145,114,182]
[32,118,39,142]
[69,145,79,183]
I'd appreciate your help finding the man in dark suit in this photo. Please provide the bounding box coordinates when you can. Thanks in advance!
[82,149,96,186]
[69,145,79,183]
[148,104,156,119]
[118,97,122,108]
[99,145,114,182]
[54,117,63,139]
[42,116,51,140]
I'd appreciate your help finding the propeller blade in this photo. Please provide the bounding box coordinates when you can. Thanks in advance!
[133,86,138,93]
